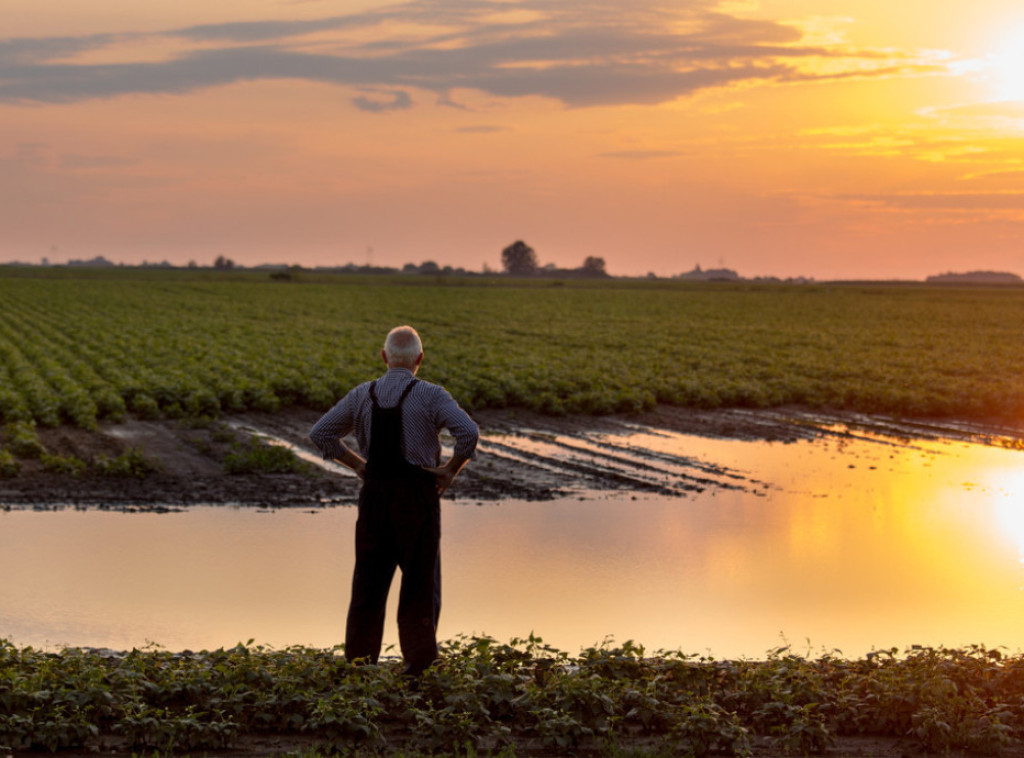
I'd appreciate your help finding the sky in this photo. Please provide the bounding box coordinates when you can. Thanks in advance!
[3,0,1024,279]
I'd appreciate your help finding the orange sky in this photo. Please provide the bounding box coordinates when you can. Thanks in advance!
[3,0,1024,279]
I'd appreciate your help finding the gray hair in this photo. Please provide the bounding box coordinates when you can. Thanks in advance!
[383,325,423,366]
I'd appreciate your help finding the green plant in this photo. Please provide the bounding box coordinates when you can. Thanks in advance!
[115,702,238,752]
[223,437,308,475]
[0,447,18,477]
[93,447,158,477]
[671,700,752,758]
[40,452,87,476]
[3,420,45,459]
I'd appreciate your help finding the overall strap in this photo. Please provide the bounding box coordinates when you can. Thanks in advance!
[368,378,418,409]
[396,378,418,407]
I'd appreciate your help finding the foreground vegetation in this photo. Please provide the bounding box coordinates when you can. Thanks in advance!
[3,635,1024,756]
[1,270,1023,435]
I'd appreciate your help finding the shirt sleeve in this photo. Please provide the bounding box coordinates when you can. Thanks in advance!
[435,389,479,460]
[309,390,359,461]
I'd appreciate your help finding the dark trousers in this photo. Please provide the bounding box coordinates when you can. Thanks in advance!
[345,474,441,672]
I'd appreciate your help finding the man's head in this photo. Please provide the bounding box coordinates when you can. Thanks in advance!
[382,325,424,371]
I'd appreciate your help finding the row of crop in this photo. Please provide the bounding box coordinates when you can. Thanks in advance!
[0,281,376,426]
[2,276,1024,428]
[2,636,1024,755]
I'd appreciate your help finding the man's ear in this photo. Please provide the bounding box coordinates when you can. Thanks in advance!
[415,353,424,366]
[381,349,389,365]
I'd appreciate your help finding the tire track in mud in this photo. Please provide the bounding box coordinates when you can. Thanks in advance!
[235,415,774,501]
[477,432,754,497]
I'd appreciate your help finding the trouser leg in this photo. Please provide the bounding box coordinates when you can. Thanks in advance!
[345,484,397,664]
[394,482,441,673]
[433,554,442,629]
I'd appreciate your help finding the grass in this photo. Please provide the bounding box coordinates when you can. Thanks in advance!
[2,635,1024,756]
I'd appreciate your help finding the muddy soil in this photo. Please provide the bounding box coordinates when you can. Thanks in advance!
[2,405,1022,509]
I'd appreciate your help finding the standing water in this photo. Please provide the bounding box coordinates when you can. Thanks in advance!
[1,421,1023,658]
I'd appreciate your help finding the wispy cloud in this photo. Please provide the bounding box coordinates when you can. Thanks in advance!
[840,191,1024,211]
[0,0,930,109]
[455,125,506,133]
[925,101,1024,120]
[59,153,139,170]
[352,89,413,112]
[598,150,686,160]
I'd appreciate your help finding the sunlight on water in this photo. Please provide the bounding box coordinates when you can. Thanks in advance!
[1,426,1023,658]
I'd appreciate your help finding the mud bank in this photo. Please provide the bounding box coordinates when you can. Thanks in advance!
[1,406,1021,509]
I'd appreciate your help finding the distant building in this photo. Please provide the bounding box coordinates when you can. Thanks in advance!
[675,264,740,281]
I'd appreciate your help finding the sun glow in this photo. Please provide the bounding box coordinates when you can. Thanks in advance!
[987,31,1024,101]
[993,468,1024,567]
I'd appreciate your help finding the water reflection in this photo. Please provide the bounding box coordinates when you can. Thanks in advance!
[1,426,1022,658]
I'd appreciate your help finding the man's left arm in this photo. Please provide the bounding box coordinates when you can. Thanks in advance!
[310,391,365,477]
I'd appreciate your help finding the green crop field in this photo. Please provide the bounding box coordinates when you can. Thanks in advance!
[1,268,1023,429]
[2,636,1023,756]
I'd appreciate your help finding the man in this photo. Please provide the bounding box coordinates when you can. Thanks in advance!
[309,325,479,675]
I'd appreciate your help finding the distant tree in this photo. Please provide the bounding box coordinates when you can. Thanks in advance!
[501,240,538,276]
[419,260,440,274]
[402,263,419,274]
[213,255,235,270]
[581,256,607,277]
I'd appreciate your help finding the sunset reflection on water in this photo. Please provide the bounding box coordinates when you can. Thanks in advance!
[1,426,1022,658]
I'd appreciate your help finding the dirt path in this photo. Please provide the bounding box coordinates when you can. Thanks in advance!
[2,406,1022,509]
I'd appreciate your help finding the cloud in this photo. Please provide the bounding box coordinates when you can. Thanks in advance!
[59,153,139,170]
[352,89,413,112]
[455,125,506,133]
[960,169,1024,183]
[0,0,926,109]
[0,34,117,66]
[598,150,686,160]
[927,101,1024,119]
[840,191,1024,211]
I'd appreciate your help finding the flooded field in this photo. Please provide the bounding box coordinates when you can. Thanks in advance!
[2,414,1023,658]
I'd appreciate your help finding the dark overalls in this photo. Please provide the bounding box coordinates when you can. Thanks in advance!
[345,378,442,674]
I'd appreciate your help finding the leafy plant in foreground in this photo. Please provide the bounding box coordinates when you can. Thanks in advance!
[4,637,1024,755]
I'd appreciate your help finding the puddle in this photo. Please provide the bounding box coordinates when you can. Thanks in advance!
[2,421,1023,658]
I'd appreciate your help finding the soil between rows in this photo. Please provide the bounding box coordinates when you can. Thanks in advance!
[2,405,1022,509]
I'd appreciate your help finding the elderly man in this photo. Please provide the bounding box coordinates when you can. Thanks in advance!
[310,325,478,675]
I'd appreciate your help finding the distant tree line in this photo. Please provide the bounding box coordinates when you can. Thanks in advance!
[22,247,1020,286]
[500,240,608,278]
[926,270,1023,284]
